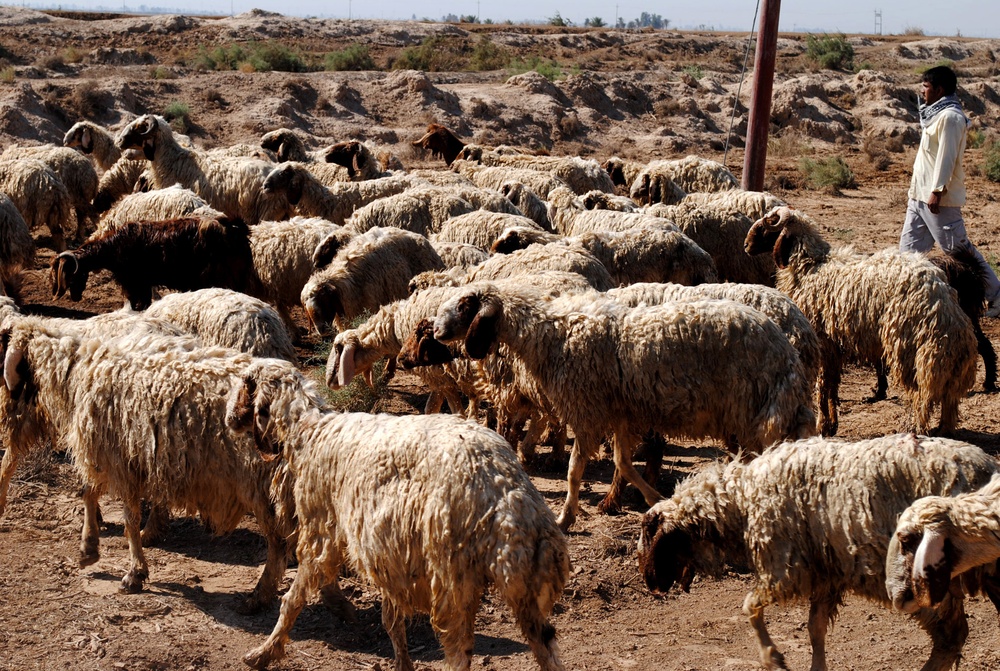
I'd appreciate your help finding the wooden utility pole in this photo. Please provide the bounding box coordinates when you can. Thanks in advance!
[741,0,781,191]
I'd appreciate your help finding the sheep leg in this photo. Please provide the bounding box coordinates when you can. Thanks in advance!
[557,435,598,531]
[443,389,466,416]
[0,446,20,519]
[934,394,961,437]
[916,592,968,671]
[743,592,789,670]
[515,606,565,671]
[434,591,480,671]
[382,598,415,671]
[119,497,149,594]
[140,502,171,547]
[79,482,102,567]
[543,421,568,467]
[239,528,290,614]
[807,598,833,671]
[242,561,317,670]
[818,345,842,437]
[423,391,444,414]
[319,579,358,624]
[865,362,889,403]
[517,415,547,466]
[597,433,662,514]
[974,320,998,392]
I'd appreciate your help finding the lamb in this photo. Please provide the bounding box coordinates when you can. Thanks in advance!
[262,162,414,224]
[93,184,222,236]
[430,240,489,269]
[3,144,100,234]
[546,186,679,237]
[115,114,291,225]
[144,288,296,361]
[0,193,35,299]
[344,186,476,236]
[227,358,569,671]
[0,157,74,250]
[300,226,445,333]
[638,433,1000,671]
[886,476,1000,615]
[744,206,978,436]
[630,155,738,204]
[431,283,816,530]
[410,122,468,166]
[431,210,545,251]
[0,322,296,612]
[51,216,258,311]
[451,159,570,199]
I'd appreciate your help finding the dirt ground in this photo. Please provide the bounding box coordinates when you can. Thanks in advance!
[3,8,1000,671]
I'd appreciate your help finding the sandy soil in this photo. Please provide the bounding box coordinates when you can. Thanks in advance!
[2,8,1000,671]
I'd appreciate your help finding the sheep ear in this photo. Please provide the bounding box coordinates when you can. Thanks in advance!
[3,345,26,399]
[353,145,367,174]
[649,175,662,205]
[336,342,356,388]
[313,234,346,269]
[913,529,958,606]
[225,375,257,432]
[772,229,795,269]
[639,518,694,595]
[81,127,92,152]
[51,253,77,298]
[464,295,502,360]
[287,171,303,206]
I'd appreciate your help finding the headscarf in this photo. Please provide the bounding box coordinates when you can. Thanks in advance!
[918,93,970,129]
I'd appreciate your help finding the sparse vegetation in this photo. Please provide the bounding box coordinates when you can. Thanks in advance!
[799,155,856,192]
[324,44,376,71]
[191,41,306,73]
[805,33,854,71]
[0,66,13,84]
[392,36,462,72]
[983,140,1000,183]
[470,36,508,71]
[150,65,177,80]
[968,128,987,149]
[767,131,810,158]
[508,55,566,81]
[584,17,605,27]
[548,12,568,27]
[63,46,82,64]
[162,100,191,133]
[36,53,65,71]
[70,79,105,118]
[682,64,704,80]
[902,25,925,36]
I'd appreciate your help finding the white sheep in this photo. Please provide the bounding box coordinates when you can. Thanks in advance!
[300,226,445,333]
[344,186,476,236]
[468,242,615,291]
[92,156,149,214]
[745,206,978,436]
[0,322,295,613]
[93,184,222,236]
[451,159,570,199]
[0,157,74,250]
[3,144,99,234]
[601,156,645,191]
[886,476,1000,615]
[465,152,616,196]
[639,433,1000,671]
[681,188,786,222]
[144,288,296,361]
[546,186,679,237]
[430,240,489,269]
[431,210,545,251]
[227,358,569,671]
[500,181,552,230]
[115,114,291,225]
[432,283,816,530]
[64,120,123,171]
[630,155,738,204]
[0,192,35,299]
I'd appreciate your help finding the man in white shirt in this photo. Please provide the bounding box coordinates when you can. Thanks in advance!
[899,65,1000,316]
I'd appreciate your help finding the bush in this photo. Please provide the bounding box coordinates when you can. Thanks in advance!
[967,128,987,149]
[470,36,508,71]
[805,33,854,71]
[63,46,83,64]
[0,67,13,84]
[324,44,376,71]
[162,101,190,133]
[150,65,177,80]
[799,156,856,192]
[190,41,306,73]
[36,53,65,71]
[508,55,564,80]
[682,64,704,80]
[392,36,461,72]
[902,25,925,36]
[983,141,1000,183]
[70,79,105,118]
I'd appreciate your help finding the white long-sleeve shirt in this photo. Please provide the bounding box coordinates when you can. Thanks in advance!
[908,108,967,207]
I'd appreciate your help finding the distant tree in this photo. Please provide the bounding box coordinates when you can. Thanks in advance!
[483,17,494,24]
[459,14,477,22]
[548,11,567,26]
[615,17,626,28]
[585,16,605,27]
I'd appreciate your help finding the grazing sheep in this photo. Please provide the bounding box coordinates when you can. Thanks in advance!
[3,144,100,234]
[260,128,321,163]
[144,288,296,361]
[94,184,222,236]
[115,114,291,225]
[51,216,258,310]
[431,283,816,530]
[430,240,489,269]
[344,187,476,236]
[468,243,615,291]
[432,211,545,251]
[580,189,639,212]
[452,159,570,199]
[500,181,552,230]
[547,186,679,237]
[92,156,149,214]
[300,226,445,333]
[410,122,467,166]
[887,476,1000,614]
[0,157,74,250]
[602,156,645,191]
[263,162,414,225]
[64,120,123,171]
[462,151,616,196]
[745,206,978,436]
[207,143,278,162]
[681,189,786,222]
[0,193,35,299]
[0,323,295,612]
[227,359,569,671]
[630,155,738,204]
[639,433,1000,671]
[490,226,563,254]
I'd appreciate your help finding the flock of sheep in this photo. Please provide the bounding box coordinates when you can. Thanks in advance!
[0,115,999,670]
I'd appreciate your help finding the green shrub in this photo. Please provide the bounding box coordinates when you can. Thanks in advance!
[799,156,856,191]
[314,314,389,413]
[0,67,13,84]
[508,55,564,80]
[805,33,854,71]
[902,25,925,36]
[392,36,461,72]
[983,140,1000,183]
[190,41,306,73]
[682,64,704,80]
[162,101,191,133]
[967,128,987,149]
[63,46,83,64]
[470,36,508,71]
[150,65,177,80]
[324,44,376,71]
[70,79,105,118]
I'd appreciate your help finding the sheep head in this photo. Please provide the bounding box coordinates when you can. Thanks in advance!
[225,367,283,460]
[434,289,503,359]
[326,332,359,390]
[602,158,628,187]
[744,206,799,268]
[301,280,343,336]
[491,226,544,255]
[115,114,163,161]
[260,129,301,163]
[50,252,88,302]
[411,123,465,166]
[637,503,697,595]
[63,122,93,154]
[324,141,367,178]
[397,318,456,370]
[263,163,303,206]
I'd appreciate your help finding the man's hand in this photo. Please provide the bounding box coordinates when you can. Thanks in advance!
[928,191,942,214]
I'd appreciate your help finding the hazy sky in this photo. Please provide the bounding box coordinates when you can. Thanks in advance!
[32,0,1000,38]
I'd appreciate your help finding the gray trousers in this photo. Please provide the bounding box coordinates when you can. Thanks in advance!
[899,198,1000,302]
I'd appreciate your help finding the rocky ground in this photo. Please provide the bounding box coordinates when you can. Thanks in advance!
[2,7,1000,670]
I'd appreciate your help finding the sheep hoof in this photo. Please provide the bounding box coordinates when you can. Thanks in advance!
[243,645,277,670]
[320,586,359,624]
[763,646,789,670]
[119,569,147,594]
[79,549,100,568]
[236,592,270,615]
[596,496,623,515]
[556,510,575,533]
